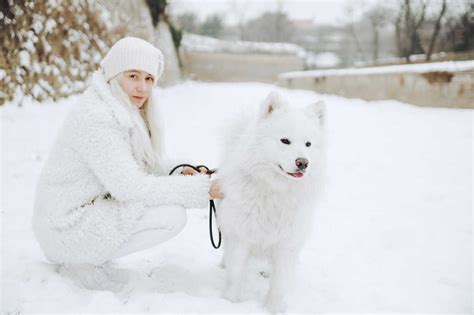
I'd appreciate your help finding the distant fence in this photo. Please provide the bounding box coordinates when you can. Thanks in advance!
[278,62,474,109]
[180,52,305,83]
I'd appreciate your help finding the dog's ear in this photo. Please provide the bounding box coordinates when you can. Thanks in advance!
[306,100,325,125]
[261,91,286,117]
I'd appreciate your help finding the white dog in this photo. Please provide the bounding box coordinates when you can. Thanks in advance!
[217,91,326,313]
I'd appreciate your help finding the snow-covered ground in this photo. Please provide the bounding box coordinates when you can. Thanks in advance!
[1,81,472,313]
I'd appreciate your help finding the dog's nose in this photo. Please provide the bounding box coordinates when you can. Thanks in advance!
[295,158,308,170]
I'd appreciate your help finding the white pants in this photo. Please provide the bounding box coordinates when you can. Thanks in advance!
[110,205,187,260]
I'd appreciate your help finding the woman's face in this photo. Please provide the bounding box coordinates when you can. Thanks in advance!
[119,70,155,108]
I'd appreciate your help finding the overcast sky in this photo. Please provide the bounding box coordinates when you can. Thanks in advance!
[168,0,469,27]
[168,0,358,26]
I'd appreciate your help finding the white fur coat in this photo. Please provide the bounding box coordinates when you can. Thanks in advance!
[32,71,210,265]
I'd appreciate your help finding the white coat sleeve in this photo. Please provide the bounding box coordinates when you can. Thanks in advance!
[74,114,210,209]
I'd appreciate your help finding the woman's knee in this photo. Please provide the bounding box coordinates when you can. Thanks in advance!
[133,205,187,233]
[162,205,187,233]
[109,206,187,260]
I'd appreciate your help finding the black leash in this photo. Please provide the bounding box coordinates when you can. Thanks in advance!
[168,164,221,249]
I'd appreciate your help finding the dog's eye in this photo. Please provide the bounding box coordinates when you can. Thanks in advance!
[280,138,291,145]
[306,142,311,147]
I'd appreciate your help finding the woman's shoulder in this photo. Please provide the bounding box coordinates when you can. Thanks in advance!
[71,87,115,125]
[72,83,129,130]
[82,71,133,129]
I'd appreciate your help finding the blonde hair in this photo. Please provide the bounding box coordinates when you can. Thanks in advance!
[109,74,164,173]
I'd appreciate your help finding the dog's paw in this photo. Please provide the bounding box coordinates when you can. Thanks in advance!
[265,297,287,314]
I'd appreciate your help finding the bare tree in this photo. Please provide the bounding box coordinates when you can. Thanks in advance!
[344,2,367,63]
[395,0,427,62]
[366,4,391,63]
[199,14,224,38]
[426,0,447,60]
[243,11,294,42]
[230,0,250,40]
[448,4,474,52]
[175,12,199,33]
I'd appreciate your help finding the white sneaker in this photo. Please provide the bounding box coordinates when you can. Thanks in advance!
[58,263,125,292]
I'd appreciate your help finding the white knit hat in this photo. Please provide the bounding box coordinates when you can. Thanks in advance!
[100,37,165,84]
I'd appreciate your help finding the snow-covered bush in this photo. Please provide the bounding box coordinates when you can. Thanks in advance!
[0,0,126,105]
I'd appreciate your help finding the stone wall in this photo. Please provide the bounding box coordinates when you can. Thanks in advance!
[278,70,474,109]
[180,52,305,83]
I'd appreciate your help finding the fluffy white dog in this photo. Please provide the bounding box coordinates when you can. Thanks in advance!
[217,91,326,313]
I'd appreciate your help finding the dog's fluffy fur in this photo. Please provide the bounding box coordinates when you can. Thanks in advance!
[217,91,326,312]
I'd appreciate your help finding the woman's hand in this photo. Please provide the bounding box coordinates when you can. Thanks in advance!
[209,180,223,200]
[181,166,208,176]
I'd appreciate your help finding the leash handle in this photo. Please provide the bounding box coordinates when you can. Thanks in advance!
[209,200,222,249]
[168,163,212,176]
[169,163,221,249]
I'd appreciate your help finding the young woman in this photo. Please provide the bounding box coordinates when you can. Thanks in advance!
[32,37,222,291]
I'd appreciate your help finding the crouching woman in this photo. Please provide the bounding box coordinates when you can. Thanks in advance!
[32,37,222,290]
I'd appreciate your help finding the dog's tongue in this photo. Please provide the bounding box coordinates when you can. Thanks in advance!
[292,172,304,178]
